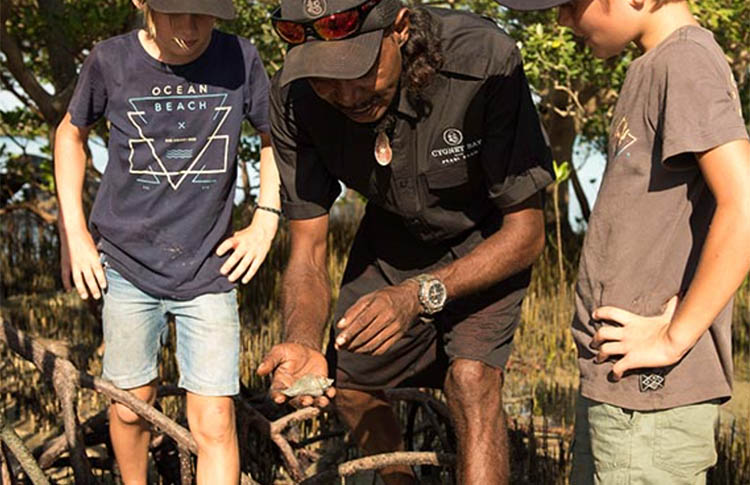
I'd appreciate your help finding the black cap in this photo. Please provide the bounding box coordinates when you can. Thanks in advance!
[278,0,402,86]
[495,0,568,10]
[147,0,237,20]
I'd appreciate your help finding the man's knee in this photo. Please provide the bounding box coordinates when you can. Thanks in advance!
[186,396,236,446]
[445,359,503,403]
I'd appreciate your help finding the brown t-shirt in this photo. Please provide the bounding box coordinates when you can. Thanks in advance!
[574,26,749,411]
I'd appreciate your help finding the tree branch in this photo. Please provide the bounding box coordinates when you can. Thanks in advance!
[300,451,456,484]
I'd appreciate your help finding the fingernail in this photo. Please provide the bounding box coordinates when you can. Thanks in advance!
[337,318,346,328]
[336,336,346,346]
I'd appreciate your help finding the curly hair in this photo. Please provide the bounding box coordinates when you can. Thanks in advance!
[401,7,443,101]
[376,7,443,134]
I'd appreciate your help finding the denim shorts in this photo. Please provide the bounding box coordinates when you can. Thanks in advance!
[571,394,719,485]
[101,266,240,396]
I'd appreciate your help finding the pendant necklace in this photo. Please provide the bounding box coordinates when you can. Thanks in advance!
[374,130,392,166]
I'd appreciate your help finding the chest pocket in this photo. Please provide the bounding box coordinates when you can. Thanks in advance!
[422,162,473,210]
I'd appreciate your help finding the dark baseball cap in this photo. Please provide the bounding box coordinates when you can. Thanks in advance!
[147,0,237,20]
[277,0,402,86]
[495,0,569,10]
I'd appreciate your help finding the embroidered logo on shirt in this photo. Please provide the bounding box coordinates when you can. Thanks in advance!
[430,128,481,166]
[612,117,637,158]
[303,0,326,18]
[443,128,463,146]
[639,370,665,392]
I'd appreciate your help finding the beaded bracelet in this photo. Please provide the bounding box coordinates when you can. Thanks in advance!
[255,205,282,217]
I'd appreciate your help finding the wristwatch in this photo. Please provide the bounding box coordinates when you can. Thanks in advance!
[410,274,447,315]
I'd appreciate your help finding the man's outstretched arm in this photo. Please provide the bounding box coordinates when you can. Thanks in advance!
[257,214,336,407]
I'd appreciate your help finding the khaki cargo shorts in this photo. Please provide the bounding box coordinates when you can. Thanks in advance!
[571,394,719,485]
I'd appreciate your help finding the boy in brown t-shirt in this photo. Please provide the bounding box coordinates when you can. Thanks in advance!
[498,0,750,483]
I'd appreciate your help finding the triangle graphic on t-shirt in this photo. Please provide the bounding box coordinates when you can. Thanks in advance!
[126,93,231,190]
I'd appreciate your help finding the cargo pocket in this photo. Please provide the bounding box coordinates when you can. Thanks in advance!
[654,403,718,479]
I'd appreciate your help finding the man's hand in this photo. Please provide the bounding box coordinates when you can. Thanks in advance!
[257,343,334,408]
[63,228,106,300]
[216,210,278,284]
[335,281,421,355]
[590,296,683,380]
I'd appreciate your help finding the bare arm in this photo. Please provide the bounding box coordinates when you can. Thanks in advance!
[282,215,332,349]
[434,194,545,300]
[336,194,546,354]
[593,139,750,378]
[257,214,335,407]
[217,132,282,283]
[54,112,106,299]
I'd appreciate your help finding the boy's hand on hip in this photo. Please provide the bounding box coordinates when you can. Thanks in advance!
[65,229,106,300]
[335,280,421,355]
[590,296,682,380]
[217,213,278,284]
[257,343,334,408]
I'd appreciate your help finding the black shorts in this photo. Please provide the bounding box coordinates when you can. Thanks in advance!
[326,259,528,391]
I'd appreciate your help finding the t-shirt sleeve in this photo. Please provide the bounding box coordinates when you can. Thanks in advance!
[68,46,108,127]
[654,42,748,168]
[245,48,271,133]
[270,74,341,219]
[480,48,555,208]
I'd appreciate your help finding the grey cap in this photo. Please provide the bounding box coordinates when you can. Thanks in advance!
[495,0,569,10]
[147,0,237,20]
[278,0,402,86]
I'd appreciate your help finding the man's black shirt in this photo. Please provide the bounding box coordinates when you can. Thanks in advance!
[270,7,554,286]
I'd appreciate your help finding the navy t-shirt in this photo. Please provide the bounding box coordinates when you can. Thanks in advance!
[68,29,270,299]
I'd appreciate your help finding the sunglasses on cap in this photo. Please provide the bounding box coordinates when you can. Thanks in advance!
[271,0,382,45]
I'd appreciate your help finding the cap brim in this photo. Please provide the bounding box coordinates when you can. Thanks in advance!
[495,0,569,10]
[279,30,384,86]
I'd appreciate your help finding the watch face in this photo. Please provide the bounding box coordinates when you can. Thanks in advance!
[427,283,446,306]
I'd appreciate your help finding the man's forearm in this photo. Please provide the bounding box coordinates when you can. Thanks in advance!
[281,262,332,351]
[434,195,545,302]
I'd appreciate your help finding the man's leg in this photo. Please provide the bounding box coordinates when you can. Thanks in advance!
[335,388,417,485]
[185,393,239,484]
[444,358,508,485]
[109,382,157,484]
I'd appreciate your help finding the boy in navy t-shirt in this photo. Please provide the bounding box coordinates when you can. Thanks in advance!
[54,0,280,482]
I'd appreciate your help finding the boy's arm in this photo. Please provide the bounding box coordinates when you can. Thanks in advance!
[54,112,107,300]
[592,139,750,379]
[216,132,281,283]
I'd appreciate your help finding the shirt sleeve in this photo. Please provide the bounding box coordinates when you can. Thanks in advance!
[480,48,554,209]
[68,46,108,127]
[654,41,748,169]
[270,73,341,219]
[244,46,271,133]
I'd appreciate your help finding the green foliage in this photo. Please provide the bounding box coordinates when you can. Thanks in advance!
[553,160,570,184]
